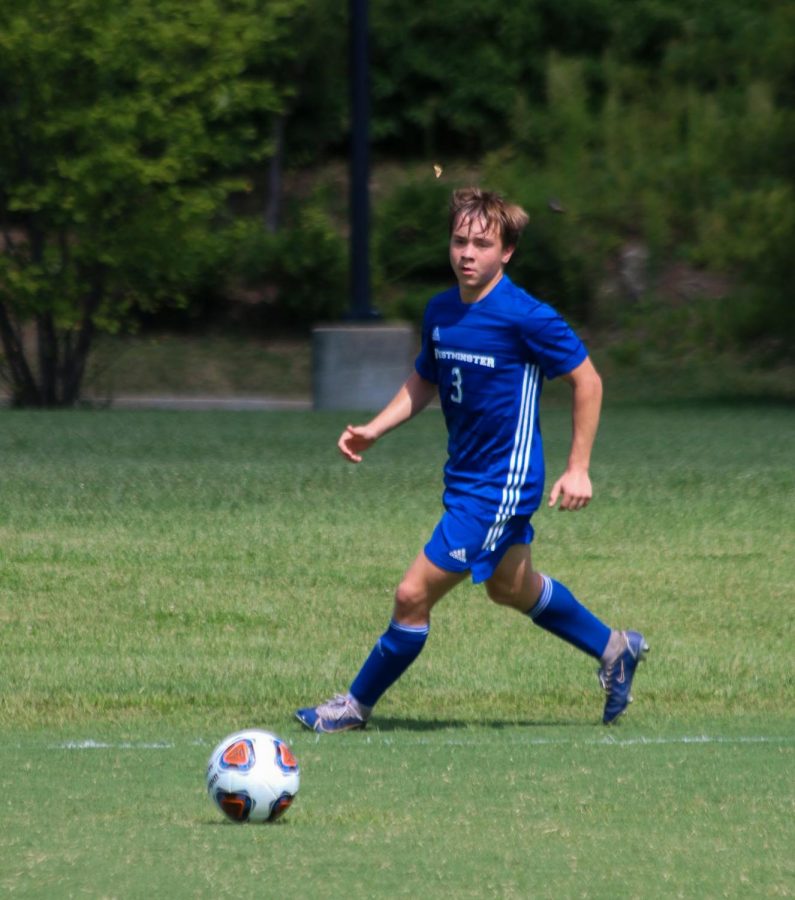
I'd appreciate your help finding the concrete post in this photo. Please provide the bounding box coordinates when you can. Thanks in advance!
[312,324,416,411]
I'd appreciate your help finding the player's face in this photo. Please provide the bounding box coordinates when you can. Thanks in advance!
[449,214,514,303]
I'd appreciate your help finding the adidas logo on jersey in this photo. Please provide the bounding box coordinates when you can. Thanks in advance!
[449,547,467,563]
[432,326,441,342]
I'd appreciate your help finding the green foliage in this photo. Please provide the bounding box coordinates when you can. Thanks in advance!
[224,204,348,330]
[486,50,791,342]
[0,0,306,403]
[374,178,451,284]
[366,0,629,156]
[367,1,793,350]
[694,183,795,345]
[281,0,349,164]
[370,3,527,155]
[367,17,792,343]
[1,0,792,386]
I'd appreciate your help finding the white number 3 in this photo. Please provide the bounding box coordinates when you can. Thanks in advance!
[450,366,463,403]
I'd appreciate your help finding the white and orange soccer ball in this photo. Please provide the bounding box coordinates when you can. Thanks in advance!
[206,729,300,823]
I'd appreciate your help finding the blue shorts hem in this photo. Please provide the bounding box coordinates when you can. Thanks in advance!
[423,509,534,585]
[422,543,468,576]
[423,539,529,585]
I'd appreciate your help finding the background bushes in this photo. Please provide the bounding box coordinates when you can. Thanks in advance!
[222,204,349,331]
[2,0,792,372]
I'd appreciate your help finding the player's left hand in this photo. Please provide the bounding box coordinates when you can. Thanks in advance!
[548,469,593,511]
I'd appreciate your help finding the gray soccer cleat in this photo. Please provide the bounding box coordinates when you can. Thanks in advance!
[599,630,649,724]
[295,694,368,733]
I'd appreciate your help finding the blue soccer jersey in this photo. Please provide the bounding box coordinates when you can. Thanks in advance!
[415,274,587,520]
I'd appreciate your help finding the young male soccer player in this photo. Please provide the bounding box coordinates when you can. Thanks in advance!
[297,187,647,731]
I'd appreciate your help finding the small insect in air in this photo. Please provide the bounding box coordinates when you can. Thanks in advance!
[433,164,443,179]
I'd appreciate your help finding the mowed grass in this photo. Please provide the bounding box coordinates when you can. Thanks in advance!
[0,402,793,898]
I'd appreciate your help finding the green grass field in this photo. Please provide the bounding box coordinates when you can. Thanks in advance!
[1,402,793,898]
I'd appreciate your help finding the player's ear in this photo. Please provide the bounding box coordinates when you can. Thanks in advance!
[501,244,516,265]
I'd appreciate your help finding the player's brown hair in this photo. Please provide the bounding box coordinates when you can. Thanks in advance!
[448,188,529,249]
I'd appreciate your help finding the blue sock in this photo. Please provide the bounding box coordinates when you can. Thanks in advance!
[528,575,611,659]
[349,619,430,708]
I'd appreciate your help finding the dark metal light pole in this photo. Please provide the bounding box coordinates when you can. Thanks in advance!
[349,0,377,319]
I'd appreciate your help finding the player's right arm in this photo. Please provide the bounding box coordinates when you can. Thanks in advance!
[337,371,437,463]
[547,356,603,510]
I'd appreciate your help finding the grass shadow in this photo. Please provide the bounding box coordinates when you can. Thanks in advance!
[364,716,592,732]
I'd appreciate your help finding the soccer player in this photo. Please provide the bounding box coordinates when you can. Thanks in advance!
[296,187,647,732]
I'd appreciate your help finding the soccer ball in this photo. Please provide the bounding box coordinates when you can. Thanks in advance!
[206,729,300,823]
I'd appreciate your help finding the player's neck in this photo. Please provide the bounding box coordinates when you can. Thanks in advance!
[458,270,504,304]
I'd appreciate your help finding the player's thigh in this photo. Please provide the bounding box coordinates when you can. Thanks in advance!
[485,543,543,612]
[393,551,467,625]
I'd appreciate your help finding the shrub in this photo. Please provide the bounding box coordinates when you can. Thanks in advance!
[224,203,348,331]
[373,178,452,285]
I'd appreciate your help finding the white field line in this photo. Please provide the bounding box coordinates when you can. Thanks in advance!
[360,733,795,749]
[55,740,176,750]
[48,734,795,751]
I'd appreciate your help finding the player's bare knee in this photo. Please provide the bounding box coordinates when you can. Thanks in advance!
[393,580,430,624]
[486,580,531,613]
[485,581,514,607]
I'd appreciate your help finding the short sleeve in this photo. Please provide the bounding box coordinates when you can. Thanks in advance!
[520,302,587,379]
[414,303,439,383]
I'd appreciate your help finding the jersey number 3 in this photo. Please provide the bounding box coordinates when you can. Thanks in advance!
[450,366,463,404]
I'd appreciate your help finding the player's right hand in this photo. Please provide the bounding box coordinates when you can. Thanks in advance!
[547,467,593,511]
[338,424,377,463]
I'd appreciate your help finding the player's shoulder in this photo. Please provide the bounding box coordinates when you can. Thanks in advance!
[494,276,559,322]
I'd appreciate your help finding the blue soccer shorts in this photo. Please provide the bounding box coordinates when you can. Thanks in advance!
[423,505,535,584]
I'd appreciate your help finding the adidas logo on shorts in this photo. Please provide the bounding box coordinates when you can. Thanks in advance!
[449,548,467,563]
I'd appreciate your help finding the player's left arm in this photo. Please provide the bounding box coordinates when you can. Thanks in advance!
[548,356,603,511]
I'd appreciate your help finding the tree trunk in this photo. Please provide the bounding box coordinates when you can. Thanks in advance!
[0,299,40,406]
[0,269,104,408]
[59,274,104,407]
[37,310,59,406]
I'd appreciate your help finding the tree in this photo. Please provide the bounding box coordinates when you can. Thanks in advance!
[0,0,304,406]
